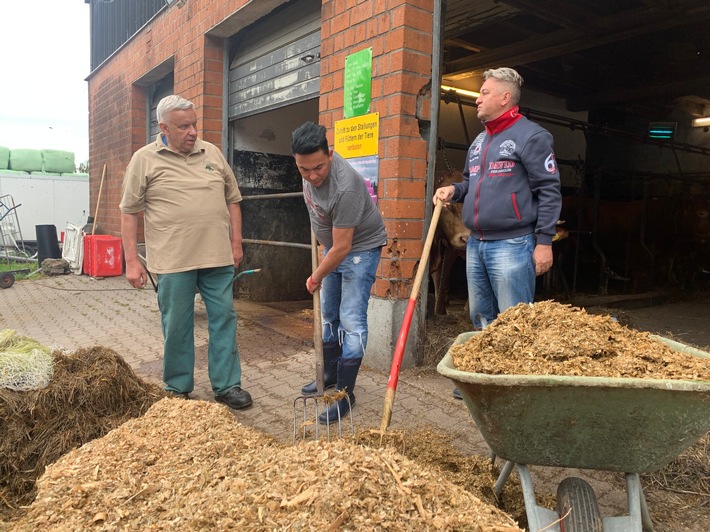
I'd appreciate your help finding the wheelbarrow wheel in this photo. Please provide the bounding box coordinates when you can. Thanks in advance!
[0,272,15,289]
[556,477,603,532]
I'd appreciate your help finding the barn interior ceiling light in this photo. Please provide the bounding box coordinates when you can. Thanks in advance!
[691,117,710,128]
[441,85,480,99]
[648,122,676,140]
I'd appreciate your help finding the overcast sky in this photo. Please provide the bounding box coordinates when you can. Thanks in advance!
[0,1,90,164]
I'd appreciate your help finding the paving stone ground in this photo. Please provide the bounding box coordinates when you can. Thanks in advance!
[3,273,709,529]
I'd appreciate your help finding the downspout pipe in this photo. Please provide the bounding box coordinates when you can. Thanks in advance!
[419,0,446,328]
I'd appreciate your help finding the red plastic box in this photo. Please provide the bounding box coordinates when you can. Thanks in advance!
[83,235,123,277]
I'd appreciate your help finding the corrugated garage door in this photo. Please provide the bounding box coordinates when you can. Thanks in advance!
[228,0,320,120]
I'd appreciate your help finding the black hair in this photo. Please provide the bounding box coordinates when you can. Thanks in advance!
[292,122,329,155]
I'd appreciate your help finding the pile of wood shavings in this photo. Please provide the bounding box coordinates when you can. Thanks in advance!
[452,300,710,380]
[1,346,165,520]
[8,399,521,531]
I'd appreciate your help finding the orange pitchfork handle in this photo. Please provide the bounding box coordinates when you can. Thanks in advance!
[380,200,444,432]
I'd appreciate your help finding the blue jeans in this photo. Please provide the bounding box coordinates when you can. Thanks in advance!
[466,234,535,329]
[157,265,241,395]
[320,247,381,361]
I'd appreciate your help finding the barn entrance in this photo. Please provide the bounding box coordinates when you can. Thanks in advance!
[227,0,321,301]
[432,0,710,314]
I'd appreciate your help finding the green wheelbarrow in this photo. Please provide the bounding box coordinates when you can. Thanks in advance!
[437,331,710,532]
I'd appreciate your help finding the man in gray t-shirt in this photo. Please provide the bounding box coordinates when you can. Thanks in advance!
[292,122,386,424]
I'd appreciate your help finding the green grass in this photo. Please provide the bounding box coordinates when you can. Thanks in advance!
[0,260,39,281]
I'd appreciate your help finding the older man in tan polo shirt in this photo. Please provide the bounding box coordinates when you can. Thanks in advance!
[120,94,252,410]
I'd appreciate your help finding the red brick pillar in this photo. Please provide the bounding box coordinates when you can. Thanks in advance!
[320,0,434,298]
[320,0,435,369]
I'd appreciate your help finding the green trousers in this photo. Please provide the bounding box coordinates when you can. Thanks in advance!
[157,266,241,395]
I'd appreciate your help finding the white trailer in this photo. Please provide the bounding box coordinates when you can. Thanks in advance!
[0,173,89,241]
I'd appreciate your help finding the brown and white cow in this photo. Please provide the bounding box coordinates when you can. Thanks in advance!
[556,194,710,293]
[429,170,470,315]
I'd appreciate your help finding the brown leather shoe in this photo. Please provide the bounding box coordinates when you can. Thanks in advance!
[215,386,253,410]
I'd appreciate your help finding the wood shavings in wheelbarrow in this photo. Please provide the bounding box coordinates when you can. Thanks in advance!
[8,399,522,531]
[0,346,165,521]
[452,300,710,380]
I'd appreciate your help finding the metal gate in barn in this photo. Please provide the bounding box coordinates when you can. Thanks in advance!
[228,0,322,302]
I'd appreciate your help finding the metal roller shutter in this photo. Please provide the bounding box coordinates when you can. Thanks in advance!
[228,0,321,120]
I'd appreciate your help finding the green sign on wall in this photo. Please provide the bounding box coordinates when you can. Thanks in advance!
[344,48,372,118]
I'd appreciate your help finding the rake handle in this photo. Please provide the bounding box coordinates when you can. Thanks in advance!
[92,164,107,236]
[380,200,444,432]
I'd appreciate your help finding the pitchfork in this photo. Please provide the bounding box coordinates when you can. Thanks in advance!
[293,231,354,442]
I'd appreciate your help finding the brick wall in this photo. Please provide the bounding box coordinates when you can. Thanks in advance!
[319,0,434,299]
[87,0,253,237]
[88,0,436,302]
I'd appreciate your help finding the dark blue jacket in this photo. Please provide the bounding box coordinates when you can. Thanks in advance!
[452,109,561,245]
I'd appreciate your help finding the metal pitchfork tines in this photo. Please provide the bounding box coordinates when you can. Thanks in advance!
[293,231,354,443]
[293,389,353,443]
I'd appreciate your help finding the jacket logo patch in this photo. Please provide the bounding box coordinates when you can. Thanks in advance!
[488,161,516,176]
[545,153,557,173]
[499,140,516,157]
[472,140,483,156]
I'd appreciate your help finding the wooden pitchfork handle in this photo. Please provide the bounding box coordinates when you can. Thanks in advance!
[380,200,444,432]
[311,230,325,393]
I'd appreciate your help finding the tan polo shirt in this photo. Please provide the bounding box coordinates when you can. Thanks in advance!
[120,136,242,274]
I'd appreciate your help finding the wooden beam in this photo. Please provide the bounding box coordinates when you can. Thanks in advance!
[445,7,710,75]
[501,0,596,33]
[444,38,483,54]
[567,75,710,111]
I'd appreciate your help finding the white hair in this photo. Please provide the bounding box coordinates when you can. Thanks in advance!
[157,95,194,124]
[483,67,524,105]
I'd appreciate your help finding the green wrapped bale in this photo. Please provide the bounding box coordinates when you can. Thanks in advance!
[9,149,43,172]
[0,146,9,170]
[41,149,75,174]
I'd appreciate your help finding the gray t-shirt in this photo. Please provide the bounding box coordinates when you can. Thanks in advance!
[303,152,387,251]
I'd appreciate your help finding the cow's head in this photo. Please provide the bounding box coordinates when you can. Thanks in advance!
[435,170,470,250]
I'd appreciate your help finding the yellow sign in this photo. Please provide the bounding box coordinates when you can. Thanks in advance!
[334,113,379,158]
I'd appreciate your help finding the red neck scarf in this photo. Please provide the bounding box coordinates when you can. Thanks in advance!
[484,106,523,135]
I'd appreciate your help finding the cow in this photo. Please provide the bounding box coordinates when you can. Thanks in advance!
[556,194,710,294]
[429,170,470,315]
[674,195,710,288]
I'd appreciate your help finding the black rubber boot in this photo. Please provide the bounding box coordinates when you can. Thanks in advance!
[318,358,361,425]
[301,342,341,394]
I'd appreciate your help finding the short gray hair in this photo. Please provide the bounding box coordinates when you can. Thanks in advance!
[483,67,524,105]
[157,95,194,124]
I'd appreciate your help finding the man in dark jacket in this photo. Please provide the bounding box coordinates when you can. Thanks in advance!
[434,67,561,333]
